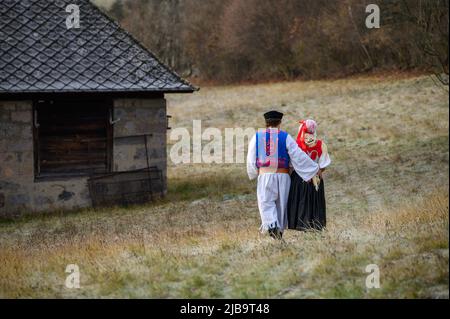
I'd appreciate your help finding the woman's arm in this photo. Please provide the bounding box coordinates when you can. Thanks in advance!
[318,142,331,170]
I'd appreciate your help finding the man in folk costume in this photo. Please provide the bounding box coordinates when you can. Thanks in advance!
[287,119,331,231]
[247,111,319,239]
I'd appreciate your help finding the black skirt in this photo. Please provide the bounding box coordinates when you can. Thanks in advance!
[287,171,326,231]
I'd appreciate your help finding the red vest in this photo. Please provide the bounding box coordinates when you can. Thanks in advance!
[301,140,323,162]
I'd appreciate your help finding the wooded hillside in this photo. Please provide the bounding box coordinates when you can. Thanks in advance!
[99,0,449,83]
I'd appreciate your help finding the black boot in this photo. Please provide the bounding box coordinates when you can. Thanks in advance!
[268,227,277,239]
[269,227,282,240]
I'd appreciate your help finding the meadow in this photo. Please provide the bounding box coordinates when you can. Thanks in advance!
[0,74,448,298]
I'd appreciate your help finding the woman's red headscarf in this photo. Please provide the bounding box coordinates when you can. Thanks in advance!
[296,119,318,152]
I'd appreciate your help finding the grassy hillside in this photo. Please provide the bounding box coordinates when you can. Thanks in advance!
[0,75,448,298]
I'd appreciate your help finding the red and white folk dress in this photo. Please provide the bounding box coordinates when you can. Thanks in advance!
[287,120,331,231]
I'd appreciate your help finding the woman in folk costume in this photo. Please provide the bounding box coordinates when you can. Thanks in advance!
[247,111,319,239]
[287,119,331,231]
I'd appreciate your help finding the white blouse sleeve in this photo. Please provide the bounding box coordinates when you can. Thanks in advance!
[286,134,319,181]
[318,142,331,169]
[246,135,258,180]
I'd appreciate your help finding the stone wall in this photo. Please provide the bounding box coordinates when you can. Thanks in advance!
[0,98,167,215]
[113,98,168,192]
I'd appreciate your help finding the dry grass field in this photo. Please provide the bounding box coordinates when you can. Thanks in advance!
[0,75,448,298]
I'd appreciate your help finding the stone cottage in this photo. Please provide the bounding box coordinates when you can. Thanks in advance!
[0,0,196,214]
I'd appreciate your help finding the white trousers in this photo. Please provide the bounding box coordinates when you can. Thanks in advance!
[257,173,291,231]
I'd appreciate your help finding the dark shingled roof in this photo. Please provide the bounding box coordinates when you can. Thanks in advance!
[0,0,196,95]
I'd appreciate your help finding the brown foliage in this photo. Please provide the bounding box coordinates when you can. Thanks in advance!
[107,0,449,83]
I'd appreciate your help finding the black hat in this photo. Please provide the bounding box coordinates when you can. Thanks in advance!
[264,110,284,121]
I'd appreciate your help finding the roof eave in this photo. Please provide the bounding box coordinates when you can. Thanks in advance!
[0,88,197,100]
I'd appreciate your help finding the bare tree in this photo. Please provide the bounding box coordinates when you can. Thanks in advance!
[400,0,449,85]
